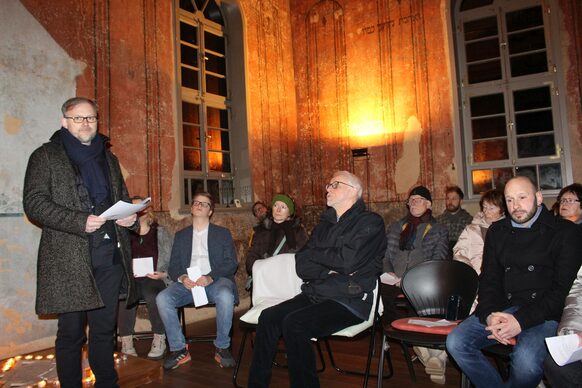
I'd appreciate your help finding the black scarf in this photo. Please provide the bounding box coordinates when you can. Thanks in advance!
[399,209,433,251]
[59,127,110,204]
[268,219,297,256]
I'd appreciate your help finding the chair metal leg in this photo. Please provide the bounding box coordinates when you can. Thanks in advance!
[376,334,394,388]
[399,342,417,382]
[377,333,386,388]
[314,339,326,373]
[271,340,326,373]
[232,328,249,388]
[323,328,391,383]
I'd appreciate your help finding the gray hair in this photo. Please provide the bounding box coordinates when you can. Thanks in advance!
[61,97,98,115]
[334,170,363,199]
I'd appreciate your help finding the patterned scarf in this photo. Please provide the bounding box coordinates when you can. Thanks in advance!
[399,209,433,251]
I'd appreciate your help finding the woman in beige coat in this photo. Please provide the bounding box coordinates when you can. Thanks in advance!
[453,189,506,275]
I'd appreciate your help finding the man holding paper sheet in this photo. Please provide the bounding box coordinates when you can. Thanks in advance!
[446,176,582,387]
[544,264,582,387]
[156,192,238,370]
[23,97,139,387]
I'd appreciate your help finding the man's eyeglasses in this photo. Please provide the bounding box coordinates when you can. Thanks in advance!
[64,116,98,124]
[192,200,211,208]
[559,198,580,205]
[325,181,355,190]
[406,197,426,206]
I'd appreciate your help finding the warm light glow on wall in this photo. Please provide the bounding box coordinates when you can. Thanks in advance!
[348,119,398,147]
[349,120,384,138]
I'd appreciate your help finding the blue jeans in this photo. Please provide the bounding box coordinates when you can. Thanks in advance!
[156,277,235,351]
[446,307,558,388]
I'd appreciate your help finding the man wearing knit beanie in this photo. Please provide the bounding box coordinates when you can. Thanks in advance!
[408,186,432,203]
[271,194,295,217]
[383,184,449,384]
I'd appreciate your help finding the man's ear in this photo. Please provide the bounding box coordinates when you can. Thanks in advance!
[61,117,68,128]
[535,191,543,206]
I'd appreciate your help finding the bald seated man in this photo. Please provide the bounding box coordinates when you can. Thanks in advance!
[446,176,582,388]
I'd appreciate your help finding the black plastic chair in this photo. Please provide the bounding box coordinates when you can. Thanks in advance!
[377,260,479,386]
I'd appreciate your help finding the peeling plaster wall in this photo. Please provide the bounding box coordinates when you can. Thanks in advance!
[291,0,455,206]
[0,0,84,359]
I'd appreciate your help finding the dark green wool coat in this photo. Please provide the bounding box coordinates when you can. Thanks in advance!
[23,131,137,315]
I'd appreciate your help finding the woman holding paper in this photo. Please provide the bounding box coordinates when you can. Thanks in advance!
[118,198,173,359]
[244,194,308,277]
[544,264,582,387]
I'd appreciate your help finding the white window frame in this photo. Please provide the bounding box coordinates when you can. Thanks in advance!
[453,0,571,197]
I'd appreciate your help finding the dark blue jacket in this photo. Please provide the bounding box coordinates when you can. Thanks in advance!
[168,223,239,303]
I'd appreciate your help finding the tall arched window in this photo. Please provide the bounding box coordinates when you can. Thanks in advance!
[176,0,249,207]
[453,0,568,196]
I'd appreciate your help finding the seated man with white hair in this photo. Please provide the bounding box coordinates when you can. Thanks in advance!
[247,171,387,388]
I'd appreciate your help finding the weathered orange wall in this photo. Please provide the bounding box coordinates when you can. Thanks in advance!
[242,0,301,204]
[20,0,177,211]
[19,0,582,212]
[291,0,456,206]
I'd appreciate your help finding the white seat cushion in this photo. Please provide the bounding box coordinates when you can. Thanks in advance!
[330,282,383,337]
[240,297,290,324]
[251,253,302,306]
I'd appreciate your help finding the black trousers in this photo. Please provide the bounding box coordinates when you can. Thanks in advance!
[55,245,123,388]
[247,293,362,388]
[544,353,582,388]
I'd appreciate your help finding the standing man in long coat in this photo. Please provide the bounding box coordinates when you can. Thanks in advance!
[23,97,138,388]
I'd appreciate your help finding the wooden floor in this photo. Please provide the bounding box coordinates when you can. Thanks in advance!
[130,312,462,388]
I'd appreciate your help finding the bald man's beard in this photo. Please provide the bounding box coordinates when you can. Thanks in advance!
[510,197,538,224]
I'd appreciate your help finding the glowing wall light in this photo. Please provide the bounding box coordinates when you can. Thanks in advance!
[348,120,386,147]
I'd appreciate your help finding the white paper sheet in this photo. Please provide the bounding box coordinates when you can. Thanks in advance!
[99,197,151,220]
[132,257,154,278]
[407,318,456,327]
[546,334,582,366]
[187,266,209,307]
[380,272,400,286]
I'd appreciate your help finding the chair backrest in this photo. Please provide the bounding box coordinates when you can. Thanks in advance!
[331,279,382,337]
[251,253,302,306]
[401,260,478,319]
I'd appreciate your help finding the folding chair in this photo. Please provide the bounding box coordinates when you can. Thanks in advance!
[377,260,479,386]
[320,280,393,386]
[232,253,302,387]
[232,253,389,388]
